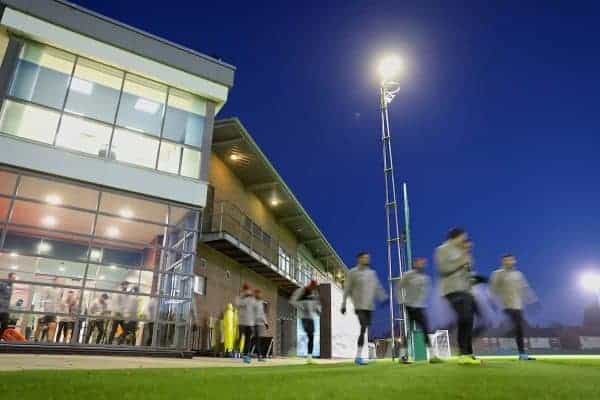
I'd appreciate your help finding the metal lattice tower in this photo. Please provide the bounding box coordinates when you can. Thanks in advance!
[379,82,411,361]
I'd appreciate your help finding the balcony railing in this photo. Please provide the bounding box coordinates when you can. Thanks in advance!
[200,201,329,287]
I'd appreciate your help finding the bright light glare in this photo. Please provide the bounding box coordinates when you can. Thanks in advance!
[106,226,120,238]
[90,249,102,261]
[581,273,600,291]
[41,216,57,227]
[378,55,403,82]
[45,194,62,205]
[134,98,160,114]
[119,208,134,219]
[70,77,94,95]
[37,242,52,254]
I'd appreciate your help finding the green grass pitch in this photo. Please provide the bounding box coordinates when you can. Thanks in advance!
[2,357,599,399]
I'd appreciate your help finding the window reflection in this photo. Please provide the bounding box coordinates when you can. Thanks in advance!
[0,100,60,144]
[0,167,199,349]
[9,43,75,109]
[117,75,166,136]
[55,114,112,157]
[180,148,201,179]
[163,88,205,148]
[64,58,123,123]
[1,40,208,181]
[17,175,99,211]
[157,141,182,175]
[0,170,17,195]
[111,127,159,169]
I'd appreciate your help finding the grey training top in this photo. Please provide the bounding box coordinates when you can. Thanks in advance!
[397,270,430,308]
[343,265,387,311]
[290,287,322,320]
[490,268,536,310]
[236,295,256,326]
[254,299,267,326]
[435,241,472,296]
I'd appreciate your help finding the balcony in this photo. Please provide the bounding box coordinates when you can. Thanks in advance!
[200,201,328,292]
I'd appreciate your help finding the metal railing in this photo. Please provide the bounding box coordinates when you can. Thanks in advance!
[201,201,328,286]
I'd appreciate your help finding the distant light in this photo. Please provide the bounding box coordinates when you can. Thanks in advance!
[581,273,600,291]
[99,275,105,280]
[9,252,18,258]
[41,215,57,228]
[270,198,280,207]
[378,54,403,82]
[10,265,18,270]
[70,77,94,95]
[90,249,102,261]
[119,208,134,219]
[230,153,241,161]
[109,264,117,270]
[106,226,120,238]
[134,98,160,114]
[37,242,52,254]
[58,266,66,272]
[45,194,62,206]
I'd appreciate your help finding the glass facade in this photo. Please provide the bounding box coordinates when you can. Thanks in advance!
[0,40,207,180]
[0,167,199,349]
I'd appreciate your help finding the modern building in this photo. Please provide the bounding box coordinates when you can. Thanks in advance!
[0,0,360,357]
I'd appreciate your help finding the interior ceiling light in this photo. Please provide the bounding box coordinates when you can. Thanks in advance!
[37,242,52,253]
[134,98,160,114]
[90,249,102,261]
[70,77,94,95]
[119,208,134,219]
[106,226,120,238]
[230,153,241,161]
[41,216,57,227]
[45,194,62,205]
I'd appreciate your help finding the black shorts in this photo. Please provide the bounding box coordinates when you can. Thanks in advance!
[356,310,372,327]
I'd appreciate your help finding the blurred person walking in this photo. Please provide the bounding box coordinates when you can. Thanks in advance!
[291,279,321,364]
[342,252,387,366]
[236,283,256,364]
[396,258,442,364]
[253,288,268,361]
[435,228,481,365]
[490,254,537,361]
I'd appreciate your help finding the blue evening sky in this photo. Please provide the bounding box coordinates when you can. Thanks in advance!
[72,0,600,329]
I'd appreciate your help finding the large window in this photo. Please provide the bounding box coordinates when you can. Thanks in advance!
[0,167,199,350]
[1,40,209,180]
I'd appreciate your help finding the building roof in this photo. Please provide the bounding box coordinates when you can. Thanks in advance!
[0,0,235,87]
[213,118,348,276]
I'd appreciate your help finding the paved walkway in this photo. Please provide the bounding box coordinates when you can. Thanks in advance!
[0,354,346,371]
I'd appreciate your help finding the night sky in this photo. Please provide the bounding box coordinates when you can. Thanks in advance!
[72,0,600,330]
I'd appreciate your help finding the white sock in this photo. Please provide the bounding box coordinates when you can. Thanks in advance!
[356,346,363,359]
[307,354,312,360]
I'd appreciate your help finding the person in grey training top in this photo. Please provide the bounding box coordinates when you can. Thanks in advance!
[397,257,442,364]
[342,251,387,365]
[235,283,256,364]
[253,288,268,361]
[291,279,321,364]
[435,227,481,365]
[490,254,537,361]
[0,272,16,340]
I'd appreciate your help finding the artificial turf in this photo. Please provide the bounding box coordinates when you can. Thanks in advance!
[2,358,600,400]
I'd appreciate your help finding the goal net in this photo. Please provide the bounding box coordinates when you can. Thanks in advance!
[430,330,451,359]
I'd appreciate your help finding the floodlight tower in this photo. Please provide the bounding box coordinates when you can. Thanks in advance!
[377,55,411,360]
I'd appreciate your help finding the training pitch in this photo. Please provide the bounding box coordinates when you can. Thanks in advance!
[2,357,599,399]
